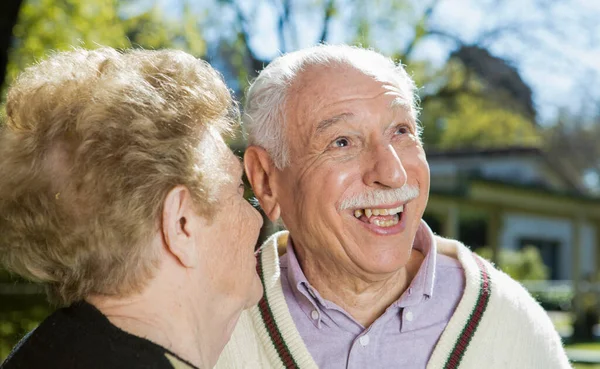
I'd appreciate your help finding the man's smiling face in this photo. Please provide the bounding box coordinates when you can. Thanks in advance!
[273,64,430,277]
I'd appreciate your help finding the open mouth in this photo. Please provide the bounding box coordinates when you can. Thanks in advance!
[352,204,405,228]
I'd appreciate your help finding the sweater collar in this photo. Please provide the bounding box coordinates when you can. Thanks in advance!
[253,229,491,369]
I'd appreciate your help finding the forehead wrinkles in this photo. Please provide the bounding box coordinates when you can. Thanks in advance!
[384,83,414,119]
[283,75,324,152]
[284,66,412,151]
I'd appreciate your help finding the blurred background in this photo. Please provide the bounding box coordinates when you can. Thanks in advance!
[1,0,600,366]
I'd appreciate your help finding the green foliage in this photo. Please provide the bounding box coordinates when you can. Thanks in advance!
[476,245,549,281]
[352,18,371,47]
[0,271,52,361]
[0,293,52,361]
[123,5,206,55]
[0,3,210,358]
[418,60,541,149]
[4,0,207,95]
[348,0,413,47]
[6,0,129,87]
[431,94,541,149]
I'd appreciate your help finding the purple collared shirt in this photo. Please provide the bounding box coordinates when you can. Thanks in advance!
[280,221,465,369]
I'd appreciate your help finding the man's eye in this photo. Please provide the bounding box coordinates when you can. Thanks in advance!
[238,183,245,194]
[332,137,350,148]
[395,125,410,135]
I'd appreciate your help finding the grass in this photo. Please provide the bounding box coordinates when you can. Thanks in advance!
[567,342,600,368]
[568,343,600,351]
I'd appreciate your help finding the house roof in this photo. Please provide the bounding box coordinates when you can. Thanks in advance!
[426,145,586,194]
[425,145,542,158]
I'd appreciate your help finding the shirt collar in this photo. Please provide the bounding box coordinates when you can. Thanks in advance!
[284,219,438,324]
[393,220,438,307]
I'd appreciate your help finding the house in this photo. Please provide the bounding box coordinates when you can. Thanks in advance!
[424,146,600,284]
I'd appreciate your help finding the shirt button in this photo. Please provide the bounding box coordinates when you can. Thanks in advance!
[311,310,319,320]
[359,335,370,347]
[405,310,414,322]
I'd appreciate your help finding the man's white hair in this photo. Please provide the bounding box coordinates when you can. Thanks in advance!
[243,44,421,169]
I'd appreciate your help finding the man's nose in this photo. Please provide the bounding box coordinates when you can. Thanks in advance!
[363,143,407,188]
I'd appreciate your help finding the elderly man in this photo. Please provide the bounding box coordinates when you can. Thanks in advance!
[215,44,570,369]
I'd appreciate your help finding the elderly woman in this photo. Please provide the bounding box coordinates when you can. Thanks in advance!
[0,48,263,369]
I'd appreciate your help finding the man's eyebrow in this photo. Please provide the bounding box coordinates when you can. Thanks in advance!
[315,112,355,135]
[389,98,416,125]
[390,96,411,111]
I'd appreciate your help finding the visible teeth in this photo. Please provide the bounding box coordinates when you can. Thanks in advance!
[372,217,399,227]
[388,205,404,215]
[361,205,404,218]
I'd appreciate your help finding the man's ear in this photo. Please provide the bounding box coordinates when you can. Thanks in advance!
[244,145,281,221]
[161,185,200,268]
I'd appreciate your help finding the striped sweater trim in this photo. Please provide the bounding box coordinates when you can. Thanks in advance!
[253,231,490,369]
[256,249,300,369]
[443,253,491,369]
[250,232,317,369]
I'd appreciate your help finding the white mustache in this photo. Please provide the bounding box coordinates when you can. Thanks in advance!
[339,184,420,210]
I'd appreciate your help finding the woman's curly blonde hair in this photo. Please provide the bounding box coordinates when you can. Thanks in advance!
[0,47,238,305]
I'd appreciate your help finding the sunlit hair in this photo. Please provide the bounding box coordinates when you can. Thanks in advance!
[0,47,238,305]
[243,44,421,169]
[339,184,420,210]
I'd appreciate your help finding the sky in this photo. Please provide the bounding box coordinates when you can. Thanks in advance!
[146,0,600,124]
[241,0,600,124]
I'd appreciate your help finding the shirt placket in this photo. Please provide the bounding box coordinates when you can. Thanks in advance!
[347,327,374,369]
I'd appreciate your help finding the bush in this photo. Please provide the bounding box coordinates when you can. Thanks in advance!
[0,270,53,361]
[0,294,52,361]
[476,245,549,281]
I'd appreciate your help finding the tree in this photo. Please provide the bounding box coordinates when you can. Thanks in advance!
[5,0,130,90]
[207,0,338,90]
[201,0,598,150]
[2,0,208,97]
[417,52,541,149]
[0,0,24,96]
[543,109,600,195]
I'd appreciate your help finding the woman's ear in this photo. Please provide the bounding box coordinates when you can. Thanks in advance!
[244,146,281,221]
[161,185,201,268]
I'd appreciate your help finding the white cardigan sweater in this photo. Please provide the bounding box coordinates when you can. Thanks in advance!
[215,231,571,369]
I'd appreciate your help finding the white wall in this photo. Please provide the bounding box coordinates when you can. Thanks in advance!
[500,213,596,280]
[582,223,596,278]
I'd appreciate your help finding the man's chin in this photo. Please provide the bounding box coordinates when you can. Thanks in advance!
[344,236,416,274]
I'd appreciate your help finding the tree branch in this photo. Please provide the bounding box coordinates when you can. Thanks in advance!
[0,0,23,95]
[273,0,292,52]
[402,0,448,60]
[230,0,267,75]
[318,0,335,44]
